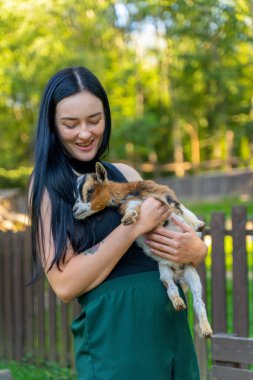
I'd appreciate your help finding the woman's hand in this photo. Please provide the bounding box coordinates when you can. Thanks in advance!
[134,197,171,237]
[144,215,208,267]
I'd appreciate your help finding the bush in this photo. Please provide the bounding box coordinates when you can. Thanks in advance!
[0,167,32,190]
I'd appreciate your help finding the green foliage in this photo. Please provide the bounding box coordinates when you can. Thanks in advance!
[0,167,32,189]
[0,0,252,170]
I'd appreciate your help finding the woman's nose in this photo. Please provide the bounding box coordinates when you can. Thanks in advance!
[78,124,92,139]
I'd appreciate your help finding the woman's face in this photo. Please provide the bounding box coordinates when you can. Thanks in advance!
[55,91,105,161]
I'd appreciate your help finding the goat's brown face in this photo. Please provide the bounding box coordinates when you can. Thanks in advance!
[73,163,110,220]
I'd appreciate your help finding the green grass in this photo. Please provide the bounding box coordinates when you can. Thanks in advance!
[185,195,253,224]
[186,195,253,273]
[0,360,77,380]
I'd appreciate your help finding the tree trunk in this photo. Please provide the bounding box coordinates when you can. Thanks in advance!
[172,120,185,177]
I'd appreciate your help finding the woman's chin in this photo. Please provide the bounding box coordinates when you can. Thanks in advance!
[72,150,97,162]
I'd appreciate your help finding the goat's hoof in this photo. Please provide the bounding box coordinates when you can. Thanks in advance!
[200,321,213,338]
[122,216,134,225]
[172,296,186,311]
[121,211,138,225]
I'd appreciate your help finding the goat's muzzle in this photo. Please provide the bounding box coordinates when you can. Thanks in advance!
[72,201,93,220]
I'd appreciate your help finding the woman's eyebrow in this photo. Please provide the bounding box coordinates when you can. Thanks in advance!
[61,117,78,121]
[60,112,103,121]
[87,112,103,118]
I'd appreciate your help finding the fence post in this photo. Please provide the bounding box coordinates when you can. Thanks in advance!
[194,258,208,379]
[232,206,248,337]
[59,302,69,367]
[12,232,25,360]
[2,232,14,360]
[0,233,4,359]
[48,286,57,362]
[36,278,46,362]
[23,230,34,357]
[211,213,227,333]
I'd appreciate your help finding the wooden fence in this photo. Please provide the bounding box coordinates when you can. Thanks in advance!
[138,157,253,177]
[0,230,81,368]
[0,206,252,379]
[195,206,253,379]
[157,168,253,201]
[211,333,253,379]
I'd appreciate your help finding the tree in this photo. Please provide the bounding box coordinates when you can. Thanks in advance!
[0,0,252,175]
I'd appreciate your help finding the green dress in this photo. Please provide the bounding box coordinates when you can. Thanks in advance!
[71,162,200,380]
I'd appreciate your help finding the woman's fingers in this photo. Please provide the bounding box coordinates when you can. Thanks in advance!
[146,232,179,249]
[150,226,180,240]
[148,247,179,262]
[137,198,171,234]
[145,238,176,255]
[170,214,193,232]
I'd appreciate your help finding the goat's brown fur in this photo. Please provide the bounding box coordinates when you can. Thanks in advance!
[81,164,180,217]
[73,162,182,223]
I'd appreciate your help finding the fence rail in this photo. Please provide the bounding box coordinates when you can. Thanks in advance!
[157,168,253,201]
[138,157,253,176]
[0,206,252,379]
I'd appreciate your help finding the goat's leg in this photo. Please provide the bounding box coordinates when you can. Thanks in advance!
[183,266,213,338]
[158,263,186,311]
[119,198,142,225]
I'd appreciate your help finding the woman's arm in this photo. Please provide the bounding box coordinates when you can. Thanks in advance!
[144,215,208,267]
[41,190,171,303]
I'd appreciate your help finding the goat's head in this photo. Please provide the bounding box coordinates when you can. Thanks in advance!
[73,162,110,220]
[168,204,205,234]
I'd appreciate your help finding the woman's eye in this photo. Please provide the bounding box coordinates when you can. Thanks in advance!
[64,124,77,129]
[89,119,100,125]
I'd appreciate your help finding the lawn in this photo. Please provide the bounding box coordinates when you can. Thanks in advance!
[187,195,253,272]
[0,360,77,380]
[185,195,253,224]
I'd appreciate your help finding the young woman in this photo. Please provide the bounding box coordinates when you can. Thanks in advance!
[29,66,207,380]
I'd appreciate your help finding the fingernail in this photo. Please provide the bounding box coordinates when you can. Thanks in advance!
[144,239,150,244]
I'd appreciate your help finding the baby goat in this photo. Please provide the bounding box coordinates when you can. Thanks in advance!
[73,162,213,338]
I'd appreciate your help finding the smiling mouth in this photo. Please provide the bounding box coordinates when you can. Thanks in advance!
[76,140,94,147]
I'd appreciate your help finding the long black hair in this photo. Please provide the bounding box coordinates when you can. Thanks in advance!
[29,67,111,282]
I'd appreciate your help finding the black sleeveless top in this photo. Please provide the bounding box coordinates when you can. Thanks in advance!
[70,158,158,282]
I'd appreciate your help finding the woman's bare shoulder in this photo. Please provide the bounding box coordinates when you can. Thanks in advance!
[113,163,142,181]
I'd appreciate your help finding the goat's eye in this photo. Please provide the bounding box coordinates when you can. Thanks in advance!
[87,188,95,196]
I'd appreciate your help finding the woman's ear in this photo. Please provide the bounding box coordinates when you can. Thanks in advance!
[95,162,108,183]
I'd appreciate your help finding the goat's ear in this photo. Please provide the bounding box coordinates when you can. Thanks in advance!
[96,162,108,183]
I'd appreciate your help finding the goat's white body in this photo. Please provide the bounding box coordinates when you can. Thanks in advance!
[136,209,213,338]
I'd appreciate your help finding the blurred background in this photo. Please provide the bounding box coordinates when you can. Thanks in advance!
[0,0,253,181]
[0,1,252,379]
[1,0,253,225]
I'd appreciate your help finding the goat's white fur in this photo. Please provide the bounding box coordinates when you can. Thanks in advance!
[136,206,212,337]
